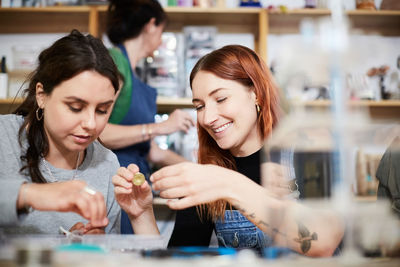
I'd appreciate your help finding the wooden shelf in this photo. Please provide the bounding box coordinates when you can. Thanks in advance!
[98,6,261,34]
[354,195,377,202]
[97,6,267,60]
[1,6,399,58]
[291,100,400,121]
[1,6,399,116]
[297,100,400,107]
[0,6,95,35]
[0,6,268,59]
[268,8,400,35]
[0,98,23,104]
[156,97,193,113]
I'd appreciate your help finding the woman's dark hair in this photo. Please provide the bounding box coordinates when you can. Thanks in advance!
[190,45,281,219]
[106,0,167,45]
[14,29,120,183]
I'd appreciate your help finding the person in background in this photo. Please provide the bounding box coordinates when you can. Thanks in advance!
[100,0,194,234]
[147,45,344,256]
[376,136,400,218]
[0,30,158,236]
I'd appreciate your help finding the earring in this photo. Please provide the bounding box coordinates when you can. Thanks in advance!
[255,103,261,115]
[36,108,44,121]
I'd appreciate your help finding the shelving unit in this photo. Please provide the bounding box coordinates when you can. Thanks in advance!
[292,100,400,122]
[0,6,97,35]
[0,6,267,59]
[268,9,400,35]
[157,96,193,113]
[0,6,399,115]
[354,195,377,202]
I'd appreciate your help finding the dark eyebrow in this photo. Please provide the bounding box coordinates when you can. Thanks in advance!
[192,88,225,104]
[98,100,114,106]
[64,96,114,106]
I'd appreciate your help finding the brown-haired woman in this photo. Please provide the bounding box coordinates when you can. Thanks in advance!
[0,30,158,236]
[101,0,195,234]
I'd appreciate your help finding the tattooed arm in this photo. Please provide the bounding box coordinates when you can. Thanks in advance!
[151,162,344,257]
[229,179,344,257]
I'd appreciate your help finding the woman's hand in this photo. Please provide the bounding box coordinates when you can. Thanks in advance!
[69,222,105,235]
[150,162,244,210]
[112,164,159,235]
[261,162,293,198]
[112,164,153,219]
[20,181,108,228]
[159,109,195,135]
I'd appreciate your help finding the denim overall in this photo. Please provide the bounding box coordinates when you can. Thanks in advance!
[215,210,273,251]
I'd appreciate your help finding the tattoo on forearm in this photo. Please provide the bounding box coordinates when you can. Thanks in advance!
[236,205,318,254]
[235,205,287,238]
[293,221,318,254]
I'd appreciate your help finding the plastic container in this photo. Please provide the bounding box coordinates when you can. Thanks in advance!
[12,45,42,70]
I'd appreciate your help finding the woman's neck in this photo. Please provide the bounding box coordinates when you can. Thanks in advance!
[230,126,264,157]
[45,147,83,170]
[123,38,146,70]
[230,138,264,158]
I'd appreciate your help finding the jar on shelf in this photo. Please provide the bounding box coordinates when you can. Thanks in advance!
[356,0,376,10]
[304,0,317,8]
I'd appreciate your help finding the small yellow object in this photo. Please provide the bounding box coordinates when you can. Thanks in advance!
[133,172,145,186]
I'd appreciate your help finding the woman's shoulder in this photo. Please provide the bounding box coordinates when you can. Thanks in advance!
[90,140,119,167]
[0,114,23,125]
[0,114,24,134]
[109,47,129,68]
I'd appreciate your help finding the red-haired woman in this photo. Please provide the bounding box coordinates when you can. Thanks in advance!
[115,45,344,256]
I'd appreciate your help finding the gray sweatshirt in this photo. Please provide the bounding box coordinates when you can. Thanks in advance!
[0,114,121,234]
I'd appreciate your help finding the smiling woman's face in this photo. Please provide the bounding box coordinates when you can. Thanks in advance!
[36,70,115,155]
[192,70,262,157]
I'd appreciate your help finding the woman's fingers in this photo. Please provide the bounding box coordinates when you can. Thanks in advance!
[136,180,151,194]
[94,193,106,225]
[117,167,134,182]
[114,185,132,195]
[157,185,187,199]
[150,163,186,182]
[112,174,133,189]
[77,189,107,227]
[85,227,105,235]
[167,195,199,210]
[83,222,105,235]
[27,181,108,227]
[74,195,92,220]
[152,174,174,190]
[69,222,85,233]
[127,164,140,175]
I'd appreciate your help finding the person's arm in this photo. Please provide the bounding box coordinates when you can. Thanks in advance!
[100,109,195,150]
[150,162,344,257]
[226,177,344,257]
[148,141,187,167]
[16,180,109,228]
[100,123,145,149]
[112,164,159,235]
[0,178,28,226]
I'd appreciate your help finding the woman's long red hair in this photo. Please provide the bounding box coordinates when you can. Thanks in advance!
[190,45,281,219]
